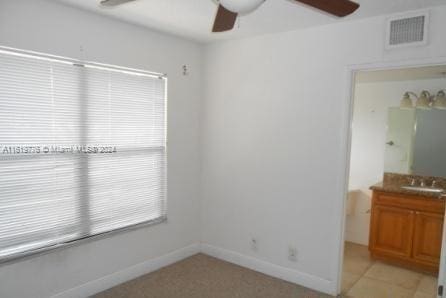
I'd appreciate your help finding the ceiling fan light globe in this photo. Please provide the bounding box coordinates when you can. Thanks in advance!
[219,0,265,14]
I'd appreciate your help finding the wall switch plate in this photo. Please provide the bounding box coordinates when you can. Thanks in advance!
[288,246,298,262]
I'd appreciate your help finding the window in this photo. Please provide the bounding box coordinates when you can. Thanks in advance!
[0,48,167,260]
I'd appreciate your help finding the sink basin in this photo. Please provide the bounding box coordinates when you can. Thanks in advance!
[401,185,444,193]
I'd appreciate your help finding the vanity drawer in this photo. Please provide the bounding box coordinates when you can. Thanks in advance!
[374,191,445,214]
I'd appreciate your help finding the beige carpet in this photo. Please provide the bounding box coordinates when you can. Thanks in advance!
[93,253,332,298]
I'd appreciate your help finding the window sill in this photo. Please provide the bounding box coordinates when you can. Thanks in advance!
[0,216,167,265]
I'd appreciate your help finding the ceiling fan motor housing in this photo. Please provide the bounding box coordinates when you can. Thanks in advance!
[218,0,266,14]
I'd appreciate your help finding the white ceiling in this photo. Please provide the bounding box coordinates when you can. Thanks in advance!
[55,0,446,43]
[356,65,446,83]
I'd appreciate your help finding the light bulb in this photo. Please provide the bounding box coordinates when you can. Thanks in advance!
[400,92,413,109]
[416,90,431,110]
[433,90,446,110]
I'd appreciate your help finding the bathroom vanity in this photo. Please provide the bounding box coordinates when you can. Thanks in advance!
[369,174,446,274]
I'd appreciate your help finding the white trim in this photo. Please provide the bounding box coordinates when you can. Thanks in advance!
[335,55,446,296]
[439,216,446,298]
[51,243,200,298]
[201,243,336,296]
[49,242,336,297]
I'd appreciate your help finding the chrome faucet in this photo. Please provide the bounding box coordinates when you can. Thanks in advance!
[409,178,428,187]
[409,178,432,188]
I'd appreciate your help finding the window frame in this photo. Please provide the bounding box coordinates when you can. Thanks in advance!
[0,46,168,264]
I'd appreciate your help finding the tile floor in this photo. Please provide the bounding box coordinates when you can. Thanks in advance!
[342,242,438,298]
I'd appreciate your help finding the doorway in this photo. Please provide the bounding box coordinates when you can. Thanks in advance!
[337,62,446,297]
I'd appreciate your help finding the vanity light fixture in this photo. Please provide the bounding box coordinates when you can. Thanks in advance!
[400,92,416,109]
[416,90,432,109]
[433,90,446,110]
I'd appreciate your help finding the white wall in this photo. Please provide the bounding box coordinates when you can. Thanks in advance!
[201,6,446,295]
[2,0,446,297]
[0,0,202,297]
[346,78,446,245]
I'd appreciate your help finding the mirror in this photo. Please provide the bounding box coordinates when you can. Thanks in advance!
[384,107,446,177]
[350,65,446,188]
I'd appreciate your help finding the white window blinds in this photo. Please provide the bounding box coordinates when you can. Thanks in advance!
[0,49,167,260]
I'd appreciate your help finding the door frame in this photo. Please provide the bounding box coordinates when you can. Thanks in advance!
[335,55,446,296]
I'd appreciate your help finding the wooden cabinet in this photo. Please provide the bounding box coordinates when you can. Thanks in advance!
[369,191,445,273]
[413,211,443,265]
[371,205,414,258]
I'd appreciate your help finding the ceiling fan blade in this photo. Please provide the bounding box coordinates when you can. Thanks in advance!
[100,0,137,7]
[212,4,238,32]
[294,0,359,17]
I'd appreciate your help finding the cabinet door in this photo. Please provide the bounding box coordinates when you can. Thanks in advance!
[370,205,414,257]
[413,211,444,265]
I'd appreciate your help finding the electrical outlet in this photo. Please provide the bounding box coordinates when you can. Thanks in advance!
[250,238,258,251]
[288,246,297,262]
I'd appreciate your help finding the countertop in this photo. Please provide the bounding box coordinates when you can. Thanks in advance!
[370,173,446,199]
[370,182,444,199]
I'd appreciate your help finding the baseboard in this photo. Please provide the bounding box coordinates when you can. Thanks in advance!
[200,243,336,296]
[51,243,200,298]
[51,243,335,297]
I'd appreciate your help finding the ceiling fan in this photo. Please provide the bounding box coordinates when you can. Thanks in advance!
[100,0,360,33]
[212,0,360,32]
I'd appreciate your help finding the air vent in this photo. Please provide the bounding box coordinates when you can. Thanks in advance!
[385,11,429,49]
